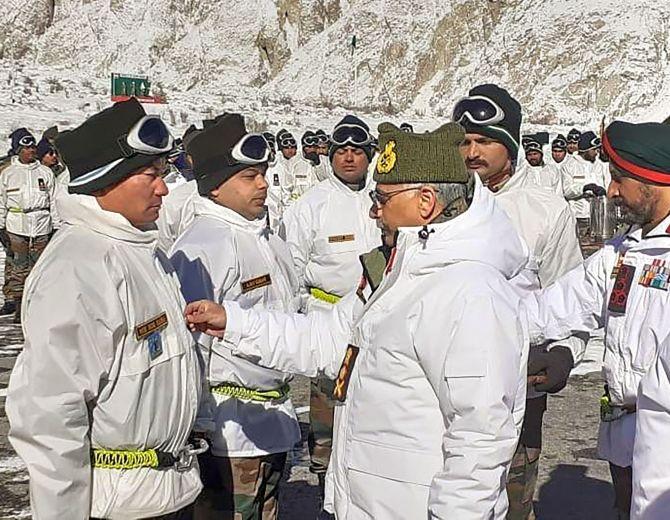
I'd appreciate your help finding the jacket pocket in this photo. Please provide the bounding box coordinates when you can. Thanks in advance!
[347,437,442,486]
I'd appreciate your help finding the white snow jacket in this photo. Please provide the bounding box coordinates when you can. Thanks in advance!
[633,336,670,519]
[156,180,198,253]
[221,178,529,519]
[561,156,611,219]
[281,173,380,311]
[526,214,670,467]
[0,156,60,236]
[496,172,587,390]
[513,161,563,195]
[6,194,204,519]
[275,154,317,205]
[170,196,301,457]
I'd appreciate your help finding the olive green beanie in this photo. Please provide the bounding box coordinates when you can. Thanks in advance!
[373,122,470,184]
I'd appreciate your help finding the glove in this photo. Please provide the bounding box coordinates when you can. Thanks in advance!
[527,346,574,394]
[582,183,607,197]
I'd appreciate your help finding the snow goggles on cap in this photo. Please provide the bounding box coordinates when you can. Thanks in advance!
[567,131,581,143]
[331,123,372,147]
[231,133,270,164]
[552,137,568,149]
[524,141,542,153]
[18,135,37,148]
[118,115,174,157]
[303,135,321,146]
[315,131,329,145]
[278,136,297,149]
[452,95,505,126]
[579,136,601,152]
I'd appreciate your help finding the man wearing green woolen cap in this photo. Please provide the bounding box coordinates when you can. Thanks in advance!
[181,121,530,518]
[524,120,670,520]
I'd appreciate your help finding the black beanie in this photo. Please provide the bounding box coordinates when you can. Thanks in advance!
[36,138,54,160]
[187,113,263,196]
[552,134,568,150]
[10,128,36,154]
[56,98,169,195]
[578,131,601,152]
[329,114,373,162]
[567,128,582,143]
[458,84,522,160]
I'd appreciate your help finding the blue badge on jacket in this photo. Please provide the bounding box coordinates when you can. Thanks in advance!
[147,331,163,360]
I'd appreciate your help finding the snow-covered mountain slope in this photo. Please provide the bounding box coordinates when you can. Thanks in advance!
[0,0,668,139]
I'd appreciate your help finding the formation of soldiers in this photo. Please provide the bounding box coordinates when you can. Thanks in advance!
[2,83,670,520]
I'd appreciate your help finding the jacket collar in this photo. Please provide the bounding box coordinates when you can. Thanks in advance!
[325,168,374,196]
[11,155,41,170]
[192,193,267,235]
[58,194,158,246]
[624,212,670,244]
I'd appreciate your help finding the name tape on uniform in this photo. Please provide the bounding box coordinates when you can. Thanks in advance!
[241,274,272,294]
[328,234,355,244]
[135,312,169,341]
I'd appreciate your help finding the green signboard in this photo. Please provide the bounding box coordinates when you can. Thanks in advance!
[111,73,151,98]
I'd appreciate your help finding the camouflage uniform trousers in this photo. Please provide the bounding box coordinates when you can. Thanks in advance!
[506,444,541,520]
[2,240,13,302]
[7,232,50,303]
[308,376,336,480]
[194,451,287,520]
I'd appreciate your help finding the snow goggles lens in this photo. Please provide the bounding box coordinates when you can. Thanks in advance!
[231,133,270,164]
[137,117,171,150]
[331,124,371,147]
[303,136,321,146]
[552,138,567,149]
[19,136,36,147]
[452,96,504,126]
[279,137,297,148]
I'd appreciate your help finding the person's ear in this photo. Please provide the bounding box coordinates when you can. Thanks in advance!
[418,186,437,220]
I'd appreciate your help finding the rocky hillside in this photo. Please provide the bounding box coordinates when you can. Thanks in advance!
[0,0,668,133]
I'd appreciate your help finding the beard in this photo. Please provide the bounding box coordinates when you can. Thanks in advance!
[613,185,656,226]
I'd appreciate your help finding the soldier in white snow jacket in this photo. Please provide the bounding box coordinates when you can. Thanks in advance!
[281,115,381,504]
[6,99,207,520]
[0,128,60,322]
[526,121,670,520]
[170,114,301,519]
[453,83,586,520]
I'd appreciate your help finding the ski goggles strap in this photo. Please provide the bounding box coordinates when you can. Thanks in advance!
[278,136,297,149]
[18,135,37,147]
[452,95,505,126]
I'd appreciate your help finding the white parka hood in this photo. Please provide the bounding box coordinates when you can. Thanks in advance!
[396,175,529,281]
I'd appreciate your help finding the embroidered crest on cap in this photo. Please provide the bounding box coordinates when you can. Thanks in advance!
[639,259,670,291]
[376,141,397,174]
[135,312,168,341]
[328,234,355,243]
[241,274,272,294]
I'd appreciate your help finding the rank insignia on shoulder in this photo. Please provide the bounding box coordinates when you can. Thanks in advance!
[608,264,635,313]
[328,234,355,243]
[135,312,169,341]
[333,345,360,402]
[241,274,272,294]
[147,331,163,360]
[639,259,670,291]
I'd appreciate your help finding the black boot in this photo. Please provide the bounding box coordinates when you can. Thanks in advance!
[0,300,15,316]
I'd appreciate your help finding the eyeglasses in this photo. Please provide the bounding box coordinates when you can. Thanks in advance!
[119,115,174,157]
[452,95,505,126]
[231,133,270,164]
[369,187,420,207]
[331,124,372,147]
